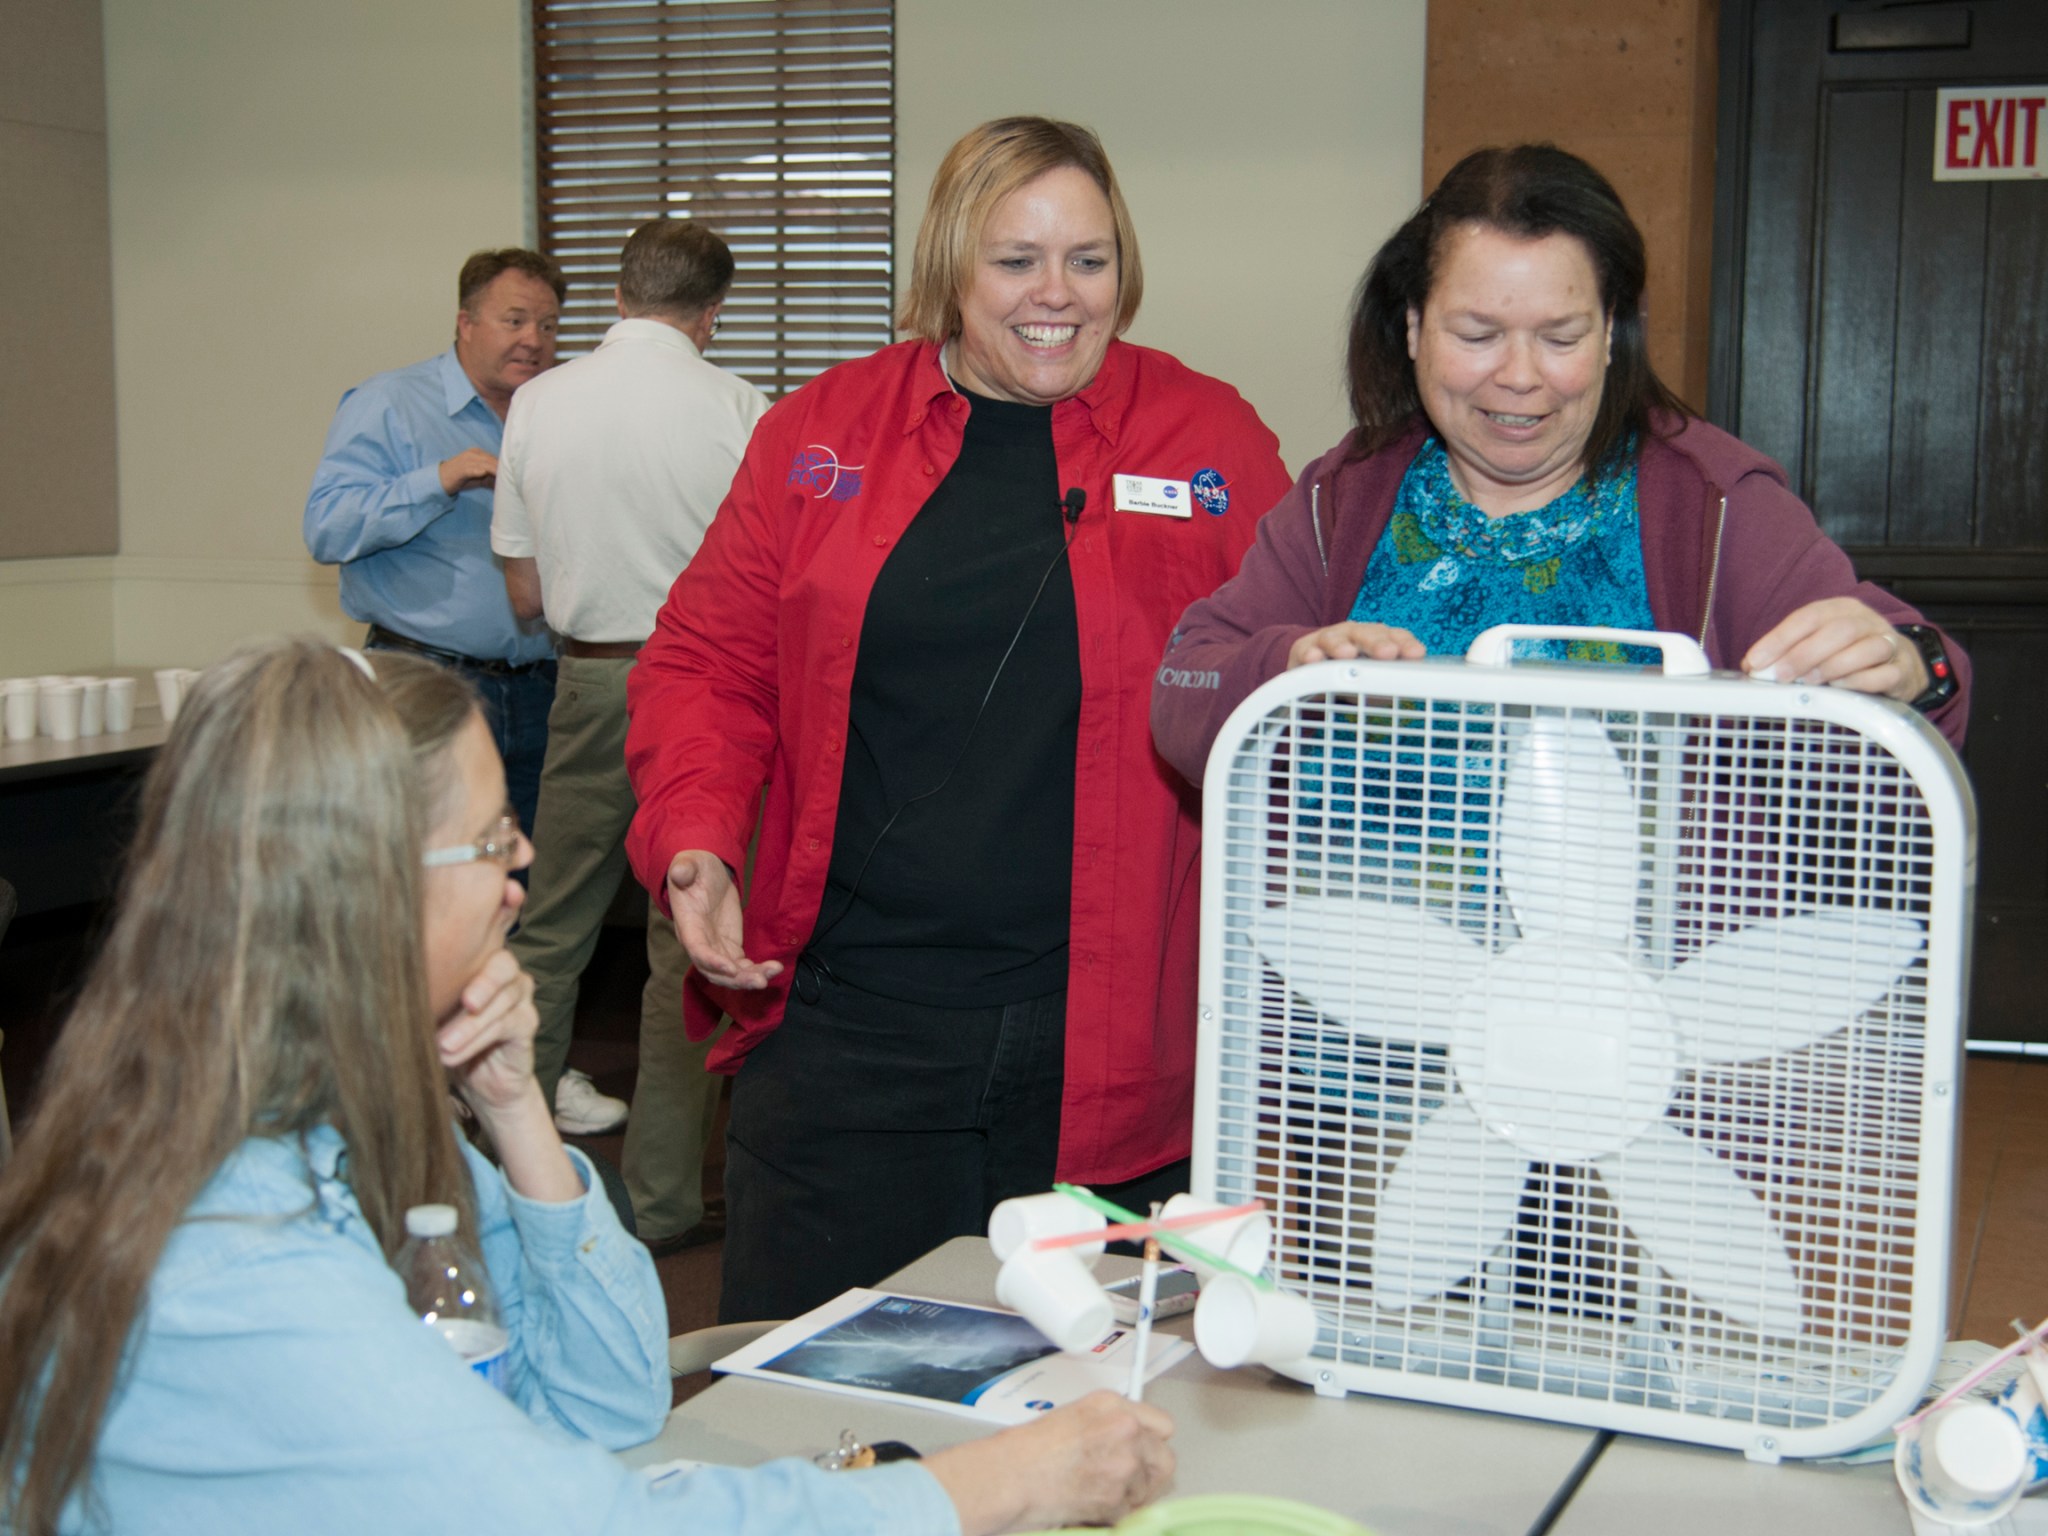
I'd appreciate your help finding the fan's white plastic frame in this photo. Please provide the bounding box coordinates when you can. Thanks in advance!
[1192,649,1975,1462]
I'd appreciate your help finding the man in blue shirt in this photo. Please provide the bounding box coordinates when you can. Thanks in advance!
[304,249,566,836]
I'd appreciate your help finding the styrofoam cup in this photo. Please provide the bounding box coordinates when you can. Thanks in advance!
[33,675,67,735]
[154,668,185,724]
[2,680,37,742]
[994,1247,1113,1352]
[1896,1400,2030,1526]
[1158,1193,1273,1283]
[40,681,83,742]
[103,676,137,733]
[73,677,106,737]
[1193,1274,1319,1370]
[988,1191,1107,1265]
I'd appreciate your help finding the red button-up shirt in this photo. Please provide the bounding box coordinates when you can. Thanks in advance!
[627,338,1290,1182]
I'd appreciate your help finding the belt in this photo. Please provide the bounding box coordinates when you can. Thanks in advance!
[363,624,551,678]
[561,639,646,660]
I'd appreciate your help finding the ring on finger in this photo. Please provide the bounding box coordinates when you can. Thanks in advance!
[1883,631,1900,663]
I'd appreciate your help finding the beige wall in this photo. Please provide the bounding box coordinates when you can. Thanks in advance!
[898,0,1427,474]
[0,0,530,674]
[100,0,531,665]
[0,0,118,565]
[3,1,1425,673]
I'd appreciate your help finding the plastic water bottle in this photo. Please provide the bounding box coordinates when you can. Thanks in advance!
[400,1203,510,1394]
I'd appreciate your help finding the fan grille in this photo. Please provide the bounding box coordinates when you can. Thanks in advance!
[1197,671,1968,1455]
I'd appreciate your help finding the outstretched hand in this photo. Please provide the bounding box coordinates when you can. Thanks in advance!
[666,850,783,989]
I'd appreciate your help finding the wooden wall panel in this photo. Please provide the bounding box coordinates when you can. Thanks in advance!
[1891,90,1985,549]
[1810,88,1904,547]
[1978,186,2048,552]
[1424,0,1721,412]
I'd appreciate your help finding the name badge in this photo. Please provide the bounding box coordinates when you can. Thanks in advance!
[1113,473,1192,518]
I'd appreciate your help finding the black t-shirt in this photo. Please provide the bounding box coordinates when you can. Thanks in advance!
[809,389,1082,1006]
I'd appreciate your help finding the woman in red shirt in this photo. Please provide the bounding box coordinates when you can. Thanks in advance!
[626,117,1291,1320]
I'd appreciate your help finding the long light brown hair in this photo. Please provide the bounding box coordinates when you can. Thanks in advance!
[0,639,479,1534]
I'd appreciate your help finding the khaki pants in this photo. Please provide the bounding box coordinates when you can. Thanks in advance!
[512,655,722,1239]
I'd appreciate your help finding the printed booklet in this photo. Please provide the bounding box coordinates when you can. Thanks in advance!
[711,1289,1192,1425]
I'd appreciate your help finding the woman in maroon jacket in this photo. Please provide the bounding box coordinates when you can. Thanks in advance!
[1152,144,1967,786]
[627,118,1290,1321]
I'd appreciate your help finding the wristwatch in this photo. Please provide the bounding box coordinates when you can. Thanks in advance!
[1895,623,1957,713]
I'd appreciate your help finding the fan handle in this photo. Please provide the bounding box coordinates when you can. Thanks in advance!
[1465,624,1711,675]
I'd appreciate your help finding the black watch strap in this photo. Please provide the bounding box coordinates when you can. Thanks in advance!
[1896,623,1957,713]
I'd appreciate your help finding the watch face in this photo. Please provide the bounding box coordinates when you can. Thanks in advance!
[1900,624,1957,711]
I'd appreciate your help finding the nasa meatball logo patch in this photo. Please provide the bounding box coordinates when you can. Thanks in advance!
[1191,468,1230,516]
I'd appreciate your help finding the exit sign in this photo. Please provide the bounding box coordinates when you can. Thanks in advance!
[1935,87,2048,180]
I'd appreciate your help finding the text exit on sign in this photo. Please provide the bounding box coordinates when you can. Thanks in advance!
[1935,86,2047,181]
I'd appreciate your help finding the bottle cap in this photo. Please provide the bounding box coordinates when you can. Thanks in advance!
[404,1203,458,1238]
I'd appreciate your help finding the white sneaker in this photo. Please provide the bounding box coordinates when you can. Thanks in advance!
[553,1068,629,1136]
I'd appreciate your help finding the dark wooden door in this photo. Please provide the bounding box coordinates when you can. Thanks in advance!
[1711,0,2048,1046]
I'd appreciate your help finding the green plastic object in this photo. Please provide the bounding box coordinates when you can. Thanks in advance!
[1018,1494,1372,1536]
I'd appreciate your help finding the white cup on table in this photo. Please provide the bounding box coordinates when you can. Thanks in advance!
[2,679,37,742]
[154,668,186,724]
[1192,1274,1320,1371]
[33,675,68,735]
[1157,1193,1273,1283]
[994,1246,1113,1352]
[40,680,83,742]
[987,1191,1107,1266]
[72,677,107,737]
[103,676,137,733]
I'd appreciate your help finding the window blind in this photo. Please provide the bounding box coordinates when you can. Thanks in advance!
[533,0,895,397]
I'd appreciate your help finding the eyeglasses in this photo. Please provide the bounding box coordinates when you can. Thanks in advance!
[422,813,525,869]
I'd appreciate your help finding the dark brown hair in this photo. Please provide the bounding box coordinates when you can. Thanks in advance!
[617,218,735,319]
[458,247,567,310]
[1346,144,1689,474]
[897,116,1144,342]
[0,639,480,1535]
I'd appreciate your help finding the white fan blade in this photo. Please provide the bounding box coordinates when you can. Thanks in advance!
[1660,910,1925,1065]
[1371,1097,1526,1310]
[1499,716,1639,948]
[1601,1121,1803,1336]
[1250,897,1487,1048]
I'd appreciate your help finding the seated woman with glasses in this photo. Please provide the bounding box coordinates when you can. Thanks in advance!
[0,638,1170,1536]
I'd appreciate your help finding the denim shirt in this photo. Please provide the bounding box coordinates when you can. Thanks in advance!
[65,1127,957,1535]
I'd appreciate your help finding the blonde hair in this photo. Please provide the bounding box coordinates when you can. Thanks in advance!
[896,116,1144,343]
[0,638,479,1535]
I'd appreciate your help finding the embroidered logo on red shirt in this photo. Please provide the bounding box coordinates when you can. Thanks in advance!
[788,445,866,501]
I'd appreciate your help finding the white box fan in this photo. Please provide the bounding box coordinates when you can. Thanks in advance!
[1190,626,1975,1460]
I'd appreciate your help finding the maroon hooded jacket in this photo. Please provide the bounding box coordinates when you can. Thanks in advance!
[1152,416,1969,785]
